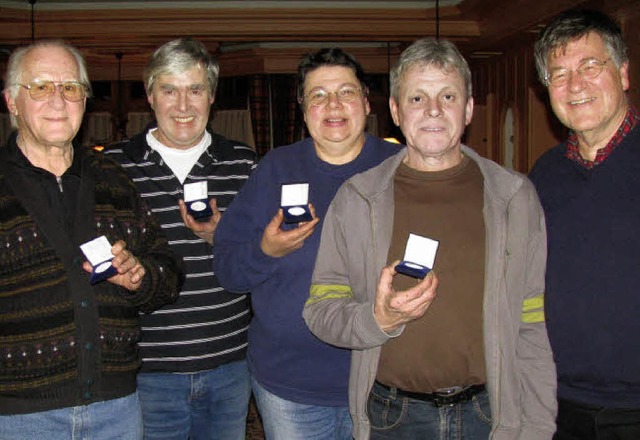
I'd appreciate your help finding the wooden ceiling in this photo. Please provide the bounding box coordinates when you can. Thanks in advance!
[0,0,636,80]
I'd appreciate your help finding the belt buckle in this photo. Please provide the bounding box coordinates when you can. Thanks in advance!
[432,386,468,407]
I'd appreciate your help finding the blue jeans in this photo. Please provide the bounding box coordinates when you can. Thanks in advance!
[0,392,142,440]
[368,381,492,439]
[251,376,352,440]
[137,360,251,440]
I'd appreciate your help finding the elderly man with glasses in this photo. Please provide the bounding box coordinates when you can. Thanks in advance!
[0,40,184,440]
[213,48,401,439]
[529,9,640,440]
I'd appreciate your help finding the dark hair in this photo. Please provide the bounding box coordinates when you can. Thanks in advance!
[534,9,627,85]
[296,48,367,104]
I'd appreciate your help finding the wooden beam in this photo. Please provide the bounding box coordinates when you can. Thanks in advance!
[0,6,477,46]
[459,0,590,50]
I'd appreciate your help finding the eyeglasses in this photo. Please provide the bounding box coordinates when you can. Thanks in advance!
[303,87,364,107]
[545,58,610,87]
[18,80,88,102]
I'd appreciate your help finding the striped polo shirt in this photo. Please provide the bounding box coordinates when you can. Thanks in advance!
[105,128,256,373]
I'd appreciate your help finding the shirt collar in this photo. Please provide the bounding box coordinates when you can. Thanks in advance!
[566,106,639,169]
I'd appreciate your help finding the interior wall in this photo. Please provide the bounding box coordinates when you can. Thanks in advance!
[470,2,640,174]
[465,104,488,158]
[2,3,639,162]
[470,45,546,173]
[622,10,640,106]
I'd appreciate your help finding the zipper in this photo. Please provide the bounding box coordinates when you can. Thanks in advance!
[56,176,64,193]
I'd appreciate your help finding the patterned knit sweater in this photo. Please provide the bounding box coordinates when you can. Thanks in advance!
[0,135,184,415]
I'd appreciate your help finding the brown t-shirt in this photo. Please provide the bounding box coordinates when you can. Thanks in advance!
[377,155,486,392]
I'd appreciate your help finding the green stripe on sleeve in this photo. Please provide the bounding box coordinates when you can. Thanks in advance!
[521,294,545,323]
[306,284,353,306]
[522,295,544,312]
[522,311,545,323]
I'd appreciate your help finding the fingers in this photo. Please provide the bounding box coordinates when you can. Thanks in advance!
[293,218,319,242]
[389,271,438,308]
[107,240,146,290]
[261,208,320,258]
[209,198,222,224]
[271,209,285,228]
[178,199,190,224]
[111,240,135,272]
[81,240,146,290]
[374,268,438,333]
[82,261,93,274]
[179,198,218,244]
[299,203,319,226]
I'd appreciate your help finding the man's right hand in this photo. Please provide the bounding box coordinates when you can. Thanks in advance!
[260,205,320,258]
[178,198,220,245]
[373,262,438,333]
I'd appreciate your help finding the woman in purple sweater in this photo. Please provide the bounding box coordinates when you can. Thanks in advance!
[213,48,400,439]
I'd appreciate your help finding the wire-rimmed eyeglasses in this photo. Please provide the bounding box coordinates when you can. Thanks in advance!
[18,80,88,102]
[545,58,610,87]
[302,87,364,107]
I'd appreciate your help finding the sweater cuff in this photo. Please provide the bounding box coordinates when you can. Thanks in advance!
[491,425,554,440]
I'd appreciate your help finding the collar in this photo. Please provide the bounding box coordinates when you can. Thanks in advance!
[3,132,83,178]
[349,144,523,207]
[121,126,221,163]
[565,106,639,169]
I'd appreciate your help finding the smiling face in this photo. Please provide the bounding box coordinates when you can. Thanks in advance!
[4,45,86,151]
[390,63,473,171]
[147,64,214,150]
[302,65,370,164]
[546,32,629,149]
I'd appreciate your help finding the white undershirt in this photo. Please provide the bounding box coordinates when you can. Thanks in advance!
[146,128,212,183]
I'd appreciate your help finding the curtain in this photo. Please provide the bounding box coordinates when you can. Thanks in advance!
[82,112,113,147]
[249,75,271,157]
[211,109,256,149]
[127,112,154,138]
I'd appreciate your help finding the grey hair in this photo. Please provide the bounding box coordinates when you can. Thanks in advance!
[144,38,220,95]
[3,40,91,128]
[390,37,472,100]
[534,9,628,86]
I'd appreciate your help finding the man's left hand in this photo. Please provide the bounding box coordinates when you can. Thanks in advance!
[83,240,146,291]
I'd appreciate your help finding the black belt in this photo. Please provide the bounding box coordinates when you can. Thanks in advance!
[374,381,486,407]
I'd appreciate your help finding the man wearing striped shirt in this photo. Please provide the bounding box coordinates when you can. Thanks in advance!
[106,38,256,440]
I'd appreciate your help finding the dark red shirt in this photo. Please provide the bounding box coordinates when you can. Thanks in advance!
[566,106,640,169]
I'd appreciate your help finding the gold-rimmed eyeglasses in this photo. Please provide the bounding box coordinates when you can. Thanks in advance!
[18,80,88,102]
[302,87,364,107]
[545,58,610,87]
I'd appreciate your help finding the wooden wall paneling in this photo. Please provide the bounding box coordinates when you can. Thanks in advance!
[468,60,496,161]
[507,51,521,171]
[473,39,549,173]
[527,85,566,169]
[515,48,531,173]
[0,6,479,49]
[465,103,488,158]
[3,0,638,155]
[493,56,508,166]
[486,93,497,163]
[523,43,566,171]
